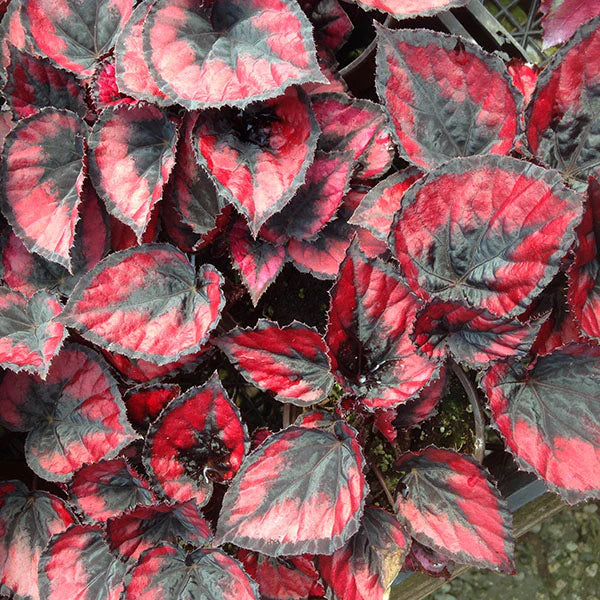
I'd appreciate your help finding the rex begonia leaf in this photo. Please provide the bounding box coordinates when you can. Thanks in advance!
[1,182,110,298]
[124,382,181,430]
[326,242,440,410]
[106,501,212,561]
[122,543,258,600]
[215,319,334,407]
[286,215,353,280]
[0,1,31,78]
[38,525,126,600]
[0,481,75,600]
[216,423,368,556]
[61,244,224,365]
[411,300,544,368]
[194,87,319,235]
[141,0,324,108]
[506,59,539,106]
[0,287,65,378]
[482,344,600,504]
[229,218,286,305]
[238,550,324,600]
[540,0,600,49]
[568,177,600,341]
[351,0,469,18]
[391,155,583,318]
[3,45,87,119]
[305,0,353,52]
[318,506,410,600]
[68,458,156,522]
[260,152,352,244]
[526,17,600,189]
[0,344,137,481]
[21,0,133,76]
[90,58,136,110]
[395,447,514,572]
[88,104,178,240]
[376,26,521,170]
[311,92,394,179]
[144,373,249,506]
[349,168,422,242]
[0,108,86,270]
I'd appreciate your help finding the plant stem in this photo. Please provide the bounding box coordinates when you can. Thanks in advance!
[283,404,291,428]
[371,461,395,510]
[450,360,485,463]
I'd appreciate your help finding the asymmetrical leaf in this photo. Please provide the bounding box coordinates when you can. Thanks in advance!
[482,344,600,503]
[351,0,469,18]
[318,506,410,600]
[540,0,600,48]
[39,525,126,600]
[526,18,600,188]
[1,108,86,270]
[144,373,249,506]
[391,156,583,317]
[194,87,319,234]
[395,447,514,572]
[21,0,133,76]
[0,287,65,378]
[349,168,422,242]
[216,319,334,407]
[311,93,394,179]
[229,218,286,305]
[3,45,87,118]
[260,152,352,244]
[568,178,600,341]
[238,550,324,600]
[68,458,156,522]
[90,58,135,110]
[122,543,258,600]
[0,344,137,481]
[376,27,521,169]
[0,480,75,600]
[107,501,212,561]
[326,242,440,410]
[306,0,353,52]
[142,0,324,108]
[125,383,181,430]
[216,423,368,556]
[88,104,178,240]
[1,183,110,298]
[412,300,544,368]
[61,244,224,365]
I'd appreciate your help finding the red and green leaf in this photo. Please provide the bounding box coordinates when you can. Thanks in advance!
[305,0,353,52]
[526,17,600,188]
[88,104,178,240]
[144,373,249,506]
[61,244,224,365]
[395,447,514,572]
[21,0,133,76]
[3,45,87,119]
[122,543,258,600]
[230,218,286,305]
[238,550,324,600]
[125,383,181,430]
[351,0,469,18]
[482,344,600,504]
[0,344,137,481]
[376,27,521,169]
[540,0,600,48]
[0,480,75,600]
[194,87,319,235]
[106,501,212,561]
[216,423,368,556]
[215,319,334,407]
[142,0,324,108]
[318,506,410,600]
[68,458,156,522]
[1,108,86,270]
[0,287,65,378]
[326,242,440,410]
[39,525,126,600]
[391,155,583,317]
[90,58,136,110]
[312,92,394,179]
